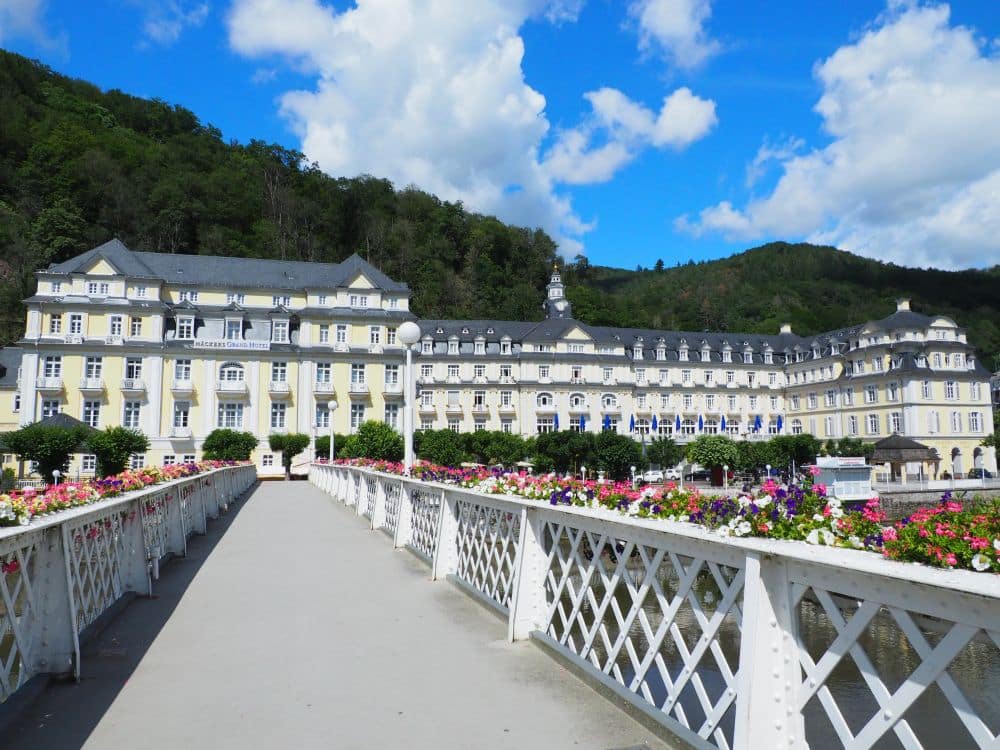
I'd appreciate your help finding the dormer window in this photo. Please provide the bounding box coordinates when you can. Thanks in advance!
[701,348,710,362]
[179,290,198,303]
[679,347,689,362]
[743,351,752,364]
[227,292,246,305]
[763,352,773,364]
[656,345,666,361]
[51,281,62,294]
[474,340,485,355]
[177,316,194,340]
[421,340,433,355]
[348,294,367,308]
[435,327,444,334]
[487,327,494,334]
[633,345,643,360]
[461,327,470,335]
[87,282,110,296]
[226,319,242,341]
[448,339,459,355]
[500,339,511,355]
[812,347,820,358]
[722,350,732,363]
[318,294,327,306]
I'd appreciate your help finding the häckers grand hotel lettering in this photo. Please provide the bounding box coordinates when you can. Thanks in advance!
[0,239,994,478]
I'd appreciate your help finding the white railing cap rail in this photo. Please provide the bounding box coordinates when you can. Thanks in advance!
[0,466,241,543]
[319,462,1000,602]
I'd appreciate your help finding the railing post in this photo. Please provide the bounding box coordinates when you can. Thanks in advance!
[393,482,414,549]
[164,480,188,557]
[371,476,387,530]
[732,552,805,750]
[431,489,458,581]
[120,498,152,596]
[507,507,549,642]
[356,474,368,518]
[25,525,79,680]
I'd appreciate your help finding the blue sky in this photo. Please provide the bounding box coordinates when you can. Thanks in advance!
[2,0,999,270]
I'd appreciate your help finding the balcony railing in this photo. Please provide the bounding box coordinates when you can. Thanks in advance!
[79,377,105,392]
[418,402,437,413]
[217,380,248,394]
[444,402,464,415]
[348,382,369,395]
[268,381,291,396]
[497,402,516,413]
[171,379,195,393]
[383,382,403,397]
[37,377,64,391]
[121,378,146,392]
[170,425,192,438]
[313,381,334,395]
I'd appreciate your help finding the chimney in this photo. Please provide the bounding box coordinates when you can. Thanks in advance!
[896,298,911,312]
[779,323,792,334]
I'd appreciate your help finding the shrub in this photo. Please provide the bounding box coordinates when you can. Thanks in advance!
[594,432,644,481]
[417,429,466,467]
[202,429,258,461]
[268,433,311,479]
[87,427,150,477]
[685,435,739,469]
[352,421,403,461]
[314,434,348,460]
[2,423,88,482]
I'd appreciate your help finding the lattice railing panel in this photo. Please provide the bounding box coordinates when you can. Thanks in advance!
[65,510,130,632]
[383,482,402,537]
[180,485,197,535]
[540,519,745,749]
[141,490,171,560]
[408,488,441,563]
[454,499,521,611]
[363,477,377,519]
[0,536,41,700]
[793,579,1000,750]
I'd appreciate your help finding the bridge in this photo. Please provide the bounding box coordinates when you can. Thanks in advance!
[0,464,998,749]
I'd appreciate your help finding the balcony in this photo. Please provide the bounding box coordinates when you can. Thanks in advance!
[79,377,105,393]
[634,403,653,415]
[499,376,516,385]
[170,426,192,439]
[216,380,248,395]
[313,381,335,396]
[497,402,516,414]
[570,377,585,385]
[268,381,291,397]
[600,402,621,414]
[121,378,146,393]
[348,382,369,396]
[568,402,589,414]
[368,344,383,354]
[446,376,461,384]
[445,402,464,415]
[37,376,64,392]
[383,382,403,398]
[472,404,489,415]
[418,402,437,414]
[535,402,556,414]
[104,335,124,346]
[63,334,83,345]
[171,379,195,394]
[333,342,349,352]
[418,376,436,385]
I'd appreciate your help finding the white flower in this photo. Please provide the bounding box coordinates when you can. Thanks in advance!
[820,529,835,545]
[806,528,836,546]
[971,554,991,572]
[994,539,1000,552]
[626,503,640,516]
[717,526,732,537]
[806,529,820,545]
[848,536,863,549]
[812,514,825,522]
[829,507,844,519]
[827,498,842,509]
[577,491,588,502]
[737,495,752,508]
[755,496,771,508]
[735,521,752,537]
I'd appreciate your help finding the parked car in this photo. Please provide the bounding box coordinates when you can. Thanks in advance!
[663,468,681,481]
[967,468,994,479]
[685,469,712,482]
[642,469,664,483]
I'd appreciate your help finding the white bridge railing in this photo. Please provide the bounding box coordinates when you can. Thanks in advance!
[0,464,256,704]
[311,462,1000,750]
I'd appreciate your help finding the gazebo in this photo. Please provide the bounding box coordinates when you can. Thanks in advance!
[870,434,941,483]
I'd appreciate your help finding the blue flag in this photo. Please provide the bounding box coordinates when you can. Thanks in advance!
[554,413,560,430]
[720,415,727,431]
[579,414,586,431]
[698,414,704,432]
[754,414,762,432]
[776,414,783,431]
[603,414,611,431]
[651,415,658,432]
[629,414,635,433]
[675,414,681,431]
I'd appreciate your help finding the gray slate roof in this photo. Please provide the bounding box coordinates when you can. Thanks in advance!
[0,347,22,388]
[44,239,409,293]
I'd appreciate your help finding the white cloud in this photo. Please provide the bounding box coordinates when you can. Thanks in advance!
[680,3,1000,269]
[250,67,277,84]
[227,0,715,256]
[628,0,719,69]
[0,0,66,51]
[744,136,803,188]
[544,86,717,184]
[139,1,209,46]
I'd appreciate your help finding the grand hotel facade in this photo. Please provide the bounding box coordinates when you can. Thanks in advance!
[0,239,995,479]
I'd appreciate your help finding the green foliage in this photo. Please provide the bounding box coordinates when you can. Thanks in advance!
[416,429,466,467]
[685,435,739,469]
[1,467,14,491]
[825,437,876,460]
[2,423,88,481]
[533,430,594,474]
[314,434,348,460]
[268,433,311,477]
[349,421,403,461]
[594,432,644,481]
[458,431,528,466]
[647,437,684,469]
[768,434,823,467]
[86,427,150,477]
[202,429,258,461]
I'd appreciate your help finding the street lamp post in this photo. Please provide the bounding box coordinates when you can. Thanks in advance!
[397,321,422,474]
[630,465,637,489]
[580,464,586,482]
[723,464,729,490]
[52,469,61,487]
[327,400,338,462]
[765,463,772,485]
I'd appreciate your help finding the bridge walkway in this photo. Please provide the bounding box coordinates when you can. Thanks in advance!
[4,480,673,750]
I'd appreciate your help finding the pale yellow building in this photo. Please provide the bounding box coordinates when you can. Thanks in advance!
[3,240,995,479]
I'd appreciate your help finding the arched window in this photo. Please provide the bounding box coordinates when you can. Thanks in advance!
[681,418,696,435]
[569,392,586,408]
[791,418,803,435]
[704,418,718,434]
[601,393,618,409]
[636,418,650,434]
[219,362,244,382]
[536,392,553,407]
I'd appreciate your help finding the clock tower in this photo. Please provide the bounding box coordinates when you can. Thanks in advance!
[543,265,572,319]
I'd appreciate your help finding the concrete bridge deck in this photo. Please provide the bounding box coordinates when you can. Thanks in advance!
[4,480,671,750]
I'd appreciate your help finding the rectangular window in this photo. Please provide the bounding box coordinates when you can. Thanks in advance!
[42,399,60,418]
[272,320,289,343]
[500,365,513,381]
[887,382,898,402]
[318,294,327,306]
[179,290,198,302]
[888,412,902,433]
[270,403,286,429]
[69,314,83,334]
[748,395,758,410]
[538,365,550,380]
[350,403,366,431]
[51,281,62,294]
[866,413,879,435]
[318,324,330,344]
[928,411,940,433]
[475,341,485,355]
[420,419,434,431]
[226,320,242,341]
[635,368,646,384]
[683,394,693,409]
[174,402,190,428]
[473,364,486,380]
[420,390,433,407]
[729,395,738,410]
[83,400,101,428]
[603,367,613,382]
[386,327,397,346]
[500,341,511,355]
[501,419,513,434]
[447,364,459,380]
[175,359,192,380]
[49,314,62,334]
[945,381,957,399]
[350,363,366,384]
[726,370,735,384]
[500,390,513,407]
[226,292,246,305]
[807,393,818,409]
[369,326,380,345]
[176,316,194,339]
[85,356,102,378]
[315,405,330,429]
[262,454,274,467]
[121,401,140,428]
[681,369,691,383]
[970,412,982,432]
[272,361,287,382]
[865,386,878,404]
[971,382,981,400]
[126,358,143,380]
[384,404,399,429]
[842,389,854,406]
[43,355,62,377]
[473,390,486,407]
[384,365,400,385]
[388,298,398,309]
[272,295,291,307]
[448,340,459,355]
[81,455,96,472]
[335,325,348,344]
[217,403,244,428]
[181,454,195,464]
[824,416,835,436]
[951,411,962,433]
[536,417,555,434]
[130,454,145,470]
[847,415,859,435]
[316,363,332,383]
[130,317,142,337]
[447,418,460,432]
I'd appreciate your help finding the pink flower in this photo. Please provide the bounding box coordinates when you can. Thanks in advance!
[882,527,898,542]
[808,466,822,477]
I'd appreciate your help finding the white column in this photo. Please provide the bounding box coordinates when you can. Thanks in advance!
[146,355,163,437]
[202,357,214,436]
[19,352,38,426]
[403,346,414,471]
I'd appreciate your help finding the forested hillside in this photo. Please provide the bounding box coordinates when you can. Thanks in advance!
[1,50,998,367]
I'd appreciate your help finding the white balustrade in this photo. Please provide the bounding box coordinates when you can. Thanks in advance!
[0,465,256,704]
[309,462,1000,750]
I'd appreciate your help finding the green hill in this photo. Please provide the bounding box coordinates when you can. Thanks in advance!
[1,49,998,368]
